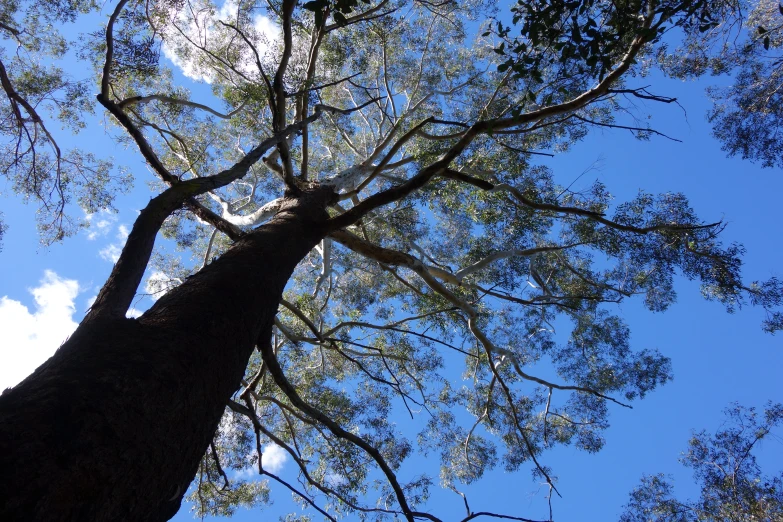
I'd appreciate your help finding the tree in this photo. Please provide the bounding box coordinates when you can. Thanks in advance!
[0,0,781,520]
[656,0,783,168]
[620,403,783,522]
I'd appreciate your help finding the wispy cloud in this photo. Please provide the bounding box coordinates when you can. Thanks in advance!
[98,224,130,263]
[84,209,117,241]
[161,0,280,83]
[325,472,348,487]
[99,244,122,263]
[0,271,80,390]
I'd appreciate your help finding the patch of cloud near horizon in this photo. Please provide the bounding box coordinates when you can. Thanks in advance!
[161,0,280,83]
[0,271,80,390]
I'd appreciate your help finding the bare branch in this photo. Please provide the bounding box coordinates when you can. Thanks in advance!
[573,115,682,142]
[325,21,657,231]
[461,512,551,522]
[285,73,361,98]
[117,94,248,119]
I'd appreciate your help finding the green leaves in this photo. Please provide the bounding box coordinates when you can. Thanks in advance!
[493,0,718,86]
[5,0,779,517]
[620,403,783,522]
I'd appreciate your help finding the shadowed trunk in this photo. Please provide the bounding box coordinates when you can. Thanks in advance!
[0,188,333,521]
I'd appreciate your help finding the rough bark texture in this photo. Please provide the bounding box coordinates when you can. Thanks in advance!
[0,188,334,521]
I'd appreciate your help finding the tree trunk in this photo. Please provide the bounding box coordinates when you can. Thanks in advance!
[0,189,333,521]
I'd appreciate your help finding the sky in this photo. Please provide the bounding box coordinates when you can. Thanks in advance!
[1,3,782,521]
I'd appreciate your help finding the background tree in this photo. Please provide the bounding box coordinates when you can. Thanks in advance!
[0,0,781,520]
[620,403,783,522]
[656,0,783,168]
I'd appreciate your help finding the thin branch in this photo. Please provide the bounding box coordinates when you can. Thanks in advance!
[325,27,649,230]
[201,228,218,269]
[606,87,678,104]
[209,442,230,490]
[280,298,323,341]
[259,344,418,522]
[286,72,361,98]
[454,244,585,281]
[572,115,682,142]
[117,94,248,119]
[440,169,720,236]
[461,512,550,522]
[324,0,396,32]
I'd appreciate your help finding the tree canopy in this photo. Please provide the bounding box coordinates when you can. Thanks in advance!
[1,0,782,520]
[620,403,783,522]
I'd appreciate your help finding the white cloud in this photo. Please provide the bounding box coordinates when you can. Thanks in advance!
[234,467,257,480]
[161,0,280,83]
[84,209,118,240]
[0,271,80,390]
[144,270,182,301]
[261,443,288,473]
[162,42,210,83]
[99,243,122,263]
[98,224,130,263]
[232,444,286,479]
[325,472,348,487]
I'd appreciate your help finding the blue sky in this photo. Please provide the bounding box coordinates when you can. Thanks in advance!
[1,6,782,522]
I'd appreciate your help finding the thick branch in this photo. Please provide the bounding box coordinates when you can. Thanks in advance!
[86,185,196,320]
[88,110,318,318]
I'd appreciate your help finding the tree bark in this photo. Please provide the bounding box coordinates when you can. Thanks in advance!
[0,188,334,521]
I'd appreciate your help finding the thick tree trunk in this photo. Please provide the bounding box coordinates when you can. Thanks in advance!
[0,189,333,521]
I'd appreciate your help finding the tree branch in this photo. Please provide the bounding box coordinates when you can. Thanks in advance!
[259,343,418,522]
[439,169,720,235]
[117,94,248,119]
[454,244,586,281]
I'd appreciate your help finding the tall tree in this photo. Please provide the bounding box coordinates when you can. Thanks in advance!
[0,0,780,520]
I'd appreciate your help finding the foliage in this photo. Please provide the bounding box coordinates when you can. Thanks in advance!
[656,0,783,168]
[620,403,783,522]
[1,0,782,520]
[0,0,133,242]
